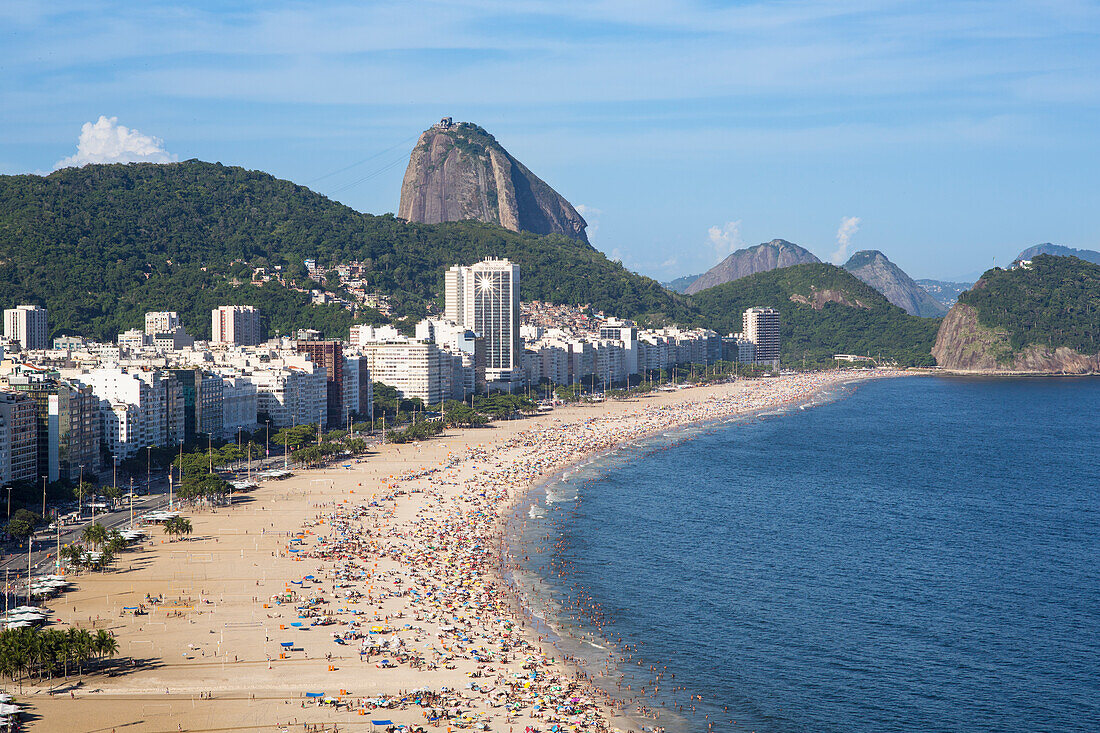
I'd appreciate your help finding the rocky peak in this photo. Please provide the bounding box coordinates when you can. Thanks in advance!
[398,121,588,243]
[685,239,820,294]
[842,249,947,318]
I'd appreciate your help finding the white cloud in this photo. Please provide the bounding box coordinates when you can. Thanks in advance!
[576,203,601,240]
[830,216,861,263]
[54,115,176,169]
[707,220,743,262]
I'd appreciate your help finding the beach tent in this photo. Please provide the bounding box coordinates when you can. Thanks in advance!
[304,692,324,698]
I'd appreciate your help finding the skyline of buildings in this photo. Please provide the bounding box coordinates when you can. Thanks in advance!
[0,258,781,488]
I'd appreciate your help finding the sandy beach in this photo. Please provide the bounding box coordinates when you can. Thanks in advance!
[20,370,894,733]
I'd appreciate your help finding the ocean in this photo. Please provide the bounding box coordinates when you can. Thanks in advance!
[508,376,1100,733]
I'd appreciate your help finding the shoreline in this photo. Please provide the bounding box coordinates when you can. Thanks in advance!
[499,373,886,731]
[21,370,898,733]
[913,368,1100,378]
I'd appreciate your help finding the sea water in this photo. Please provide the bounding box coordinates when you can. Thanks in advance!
[510,376,1100,733]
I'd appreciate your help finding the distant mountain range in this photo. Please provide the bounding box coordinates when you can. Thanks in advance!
[690,263,939,366]
[915,280,973,308]
[841,250,947,318]
[683,239,821,295]
[666,240,945,318]
[398,119,589,243]
[662,273,701,294]
[1014,243,1100,265]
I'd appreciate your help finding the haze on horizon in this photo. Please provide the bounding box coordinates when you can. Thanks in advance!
[2,0,1099,283]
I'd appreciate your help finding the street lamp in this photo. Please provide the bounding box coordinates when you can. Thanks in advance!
[265,419,271,459]
[78,463,85,519]
[5,486,11,520]
[41,476,46,517]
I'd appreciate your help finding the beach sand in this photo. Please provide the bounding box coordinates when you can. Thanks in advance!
[22,370,893,732]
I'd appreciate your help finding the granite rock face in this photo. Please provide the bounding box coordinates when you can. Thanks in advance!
[932,303,1100,373]
[398,121,588,242]
[685,239,820,294]
[842,250,947,318]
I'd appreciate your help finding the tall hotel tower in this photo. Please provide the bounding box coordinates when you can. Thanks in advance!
[743,307,780,368]
[445,258,521,390]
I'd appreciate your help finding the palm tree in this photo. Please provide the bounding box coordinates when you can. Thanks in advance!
[41,629,65,681]
[93,629,119,668]
[74,629,94,676]
[105,529,126,554]
[163,516,193,541]
[64,627,82,678]
[27,631,46,681]
[81,522,107,550]
[60,544,86,570]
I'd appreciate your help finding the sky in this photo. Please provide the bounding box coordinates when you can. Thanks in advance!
[3,1,1100,282]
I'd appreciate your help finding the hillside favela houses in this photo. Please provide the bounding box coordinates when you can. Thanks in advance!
[0,260,778,485]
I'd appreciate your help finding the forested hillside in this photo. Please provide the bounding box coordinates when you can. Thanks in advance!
[954,255,1100,354]
[691,263,940,366]
[0,161,695,340]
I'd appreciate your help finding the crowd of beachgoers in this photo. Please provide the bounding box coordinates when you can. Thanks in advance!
[24,370,889,733]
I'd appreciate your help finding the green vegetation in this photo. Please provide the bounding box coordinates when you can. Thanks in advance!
[957,255,1100,354]
[163,516,193,540]
[385,419,445,444]
[691,263,941,366]
[0,161,695,341]
[4,508,40,541]
[0,626,118,682]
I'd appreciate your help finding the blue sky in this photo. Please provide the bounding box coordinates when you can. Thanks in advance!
[3,1,1100,281]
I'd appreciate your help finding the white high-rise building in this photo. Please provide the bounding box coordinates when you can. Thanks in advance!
[599,318,639,378]
[66,367,184,458]
[145,311,180,336]
[444,258,521,389]
[4,305,48,350]
[358,339,452,404]
[212,306,263,346]
[743,307,780,367]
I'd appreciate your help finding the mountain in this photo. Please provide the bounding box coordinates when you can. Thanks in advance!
[0,161,695,341]
[1013,243,1100,266]
[933,255,1100,373]
[691,263,940,366]
[398,120,588,243]
[663,274,702,294]
[841,250,947,318]
[685,239,820,295]
[915,279,973,308]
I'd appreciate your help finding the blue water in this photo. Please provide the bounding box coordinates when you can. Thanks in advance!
[518,377,1100,733]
